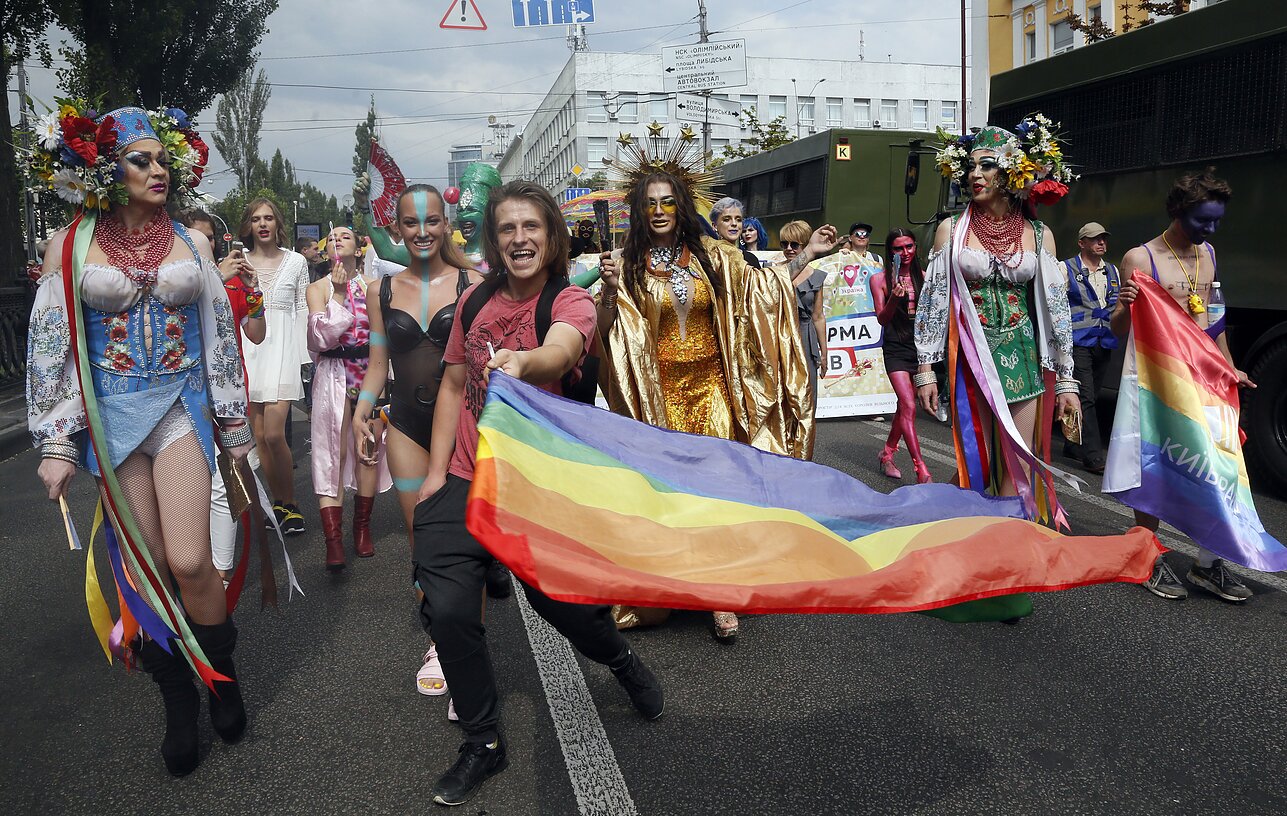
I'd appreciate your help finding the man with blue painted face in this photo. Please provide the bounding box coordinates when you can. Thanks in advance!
[1113,169,1257,603]
[1062,222,1119,474]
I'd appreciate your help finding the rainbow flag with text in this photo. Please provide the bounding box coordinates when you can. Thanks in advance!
[467,373,1160,616]
[1104,274,1285,572]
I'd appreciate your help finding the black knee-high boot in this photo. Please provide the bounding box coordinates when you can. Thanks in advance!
[189,618,247,744]
[137,638,201,777]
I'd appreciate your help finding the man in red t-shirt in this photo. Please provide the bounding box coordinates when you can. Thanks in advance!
[413,181,664,807]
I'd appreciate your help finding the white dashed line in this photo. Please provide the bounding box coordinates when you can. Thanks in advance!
[515,588,639,816]
[861,425,1287,593]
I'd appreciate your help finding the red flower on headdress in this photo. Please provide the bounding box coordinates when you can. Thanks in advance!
[60,114,100,165]
[95,116,119,153]
[1030,179,1069,207]
[183,131,209,184]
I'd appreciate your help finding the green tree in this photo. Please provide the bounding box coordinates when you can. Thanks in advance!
[51,0,280,113]
[2,0,53,280]
[212,67,272,191]
[720,105,795,161]
[351,97,377,234]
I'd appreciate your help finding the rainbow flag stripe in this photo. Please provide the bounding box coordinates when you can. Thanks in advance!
[467,373,1161,616]
[1105,274,1285,572]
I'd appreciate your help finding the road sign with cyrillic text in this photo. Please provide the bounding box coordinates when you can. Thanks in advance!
[662,40,747,93]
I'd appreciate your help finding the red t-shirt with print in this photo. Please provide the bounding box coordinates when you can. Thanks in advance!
[445,281,596,481]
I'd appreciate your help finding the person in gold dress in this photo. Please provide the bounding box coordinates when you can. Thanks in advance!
[596,168,835,639]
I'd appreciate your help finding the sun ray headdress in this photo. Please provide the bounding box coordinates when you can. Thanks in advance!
[602,122,720,217]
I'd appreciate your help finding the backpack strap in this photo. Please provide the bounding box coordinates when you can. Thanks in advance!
[455,267,470,297]
[457,275,504,336]
[535,274,572,344]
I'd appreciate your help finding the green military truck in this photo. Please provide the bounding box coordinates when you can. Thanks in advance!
[988,0,1287,495]
[718,128,945,253]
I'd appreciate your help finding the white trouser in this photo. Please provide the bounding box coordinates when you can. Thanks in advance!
[210,465,239,572]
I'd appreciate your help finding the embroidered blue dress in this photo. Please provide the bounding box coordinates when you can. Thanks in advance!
[27,224,246,474]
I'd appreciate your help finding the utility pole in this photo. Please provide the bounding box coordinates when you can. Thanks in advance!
[961,0,968,133]
[698,0,710,160]
[17,60,36,263]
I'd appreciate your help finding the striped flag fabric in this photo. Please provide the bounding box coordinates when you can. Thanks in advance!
[466,373,1161,617]
[1104,273,1286,572]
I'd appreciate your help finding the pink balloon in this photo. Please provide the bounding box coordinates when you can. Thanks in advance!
[443,187,460,205]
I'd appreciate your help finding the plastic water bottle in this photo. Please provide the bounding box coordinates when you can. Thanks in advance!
[1207,281,1226,328]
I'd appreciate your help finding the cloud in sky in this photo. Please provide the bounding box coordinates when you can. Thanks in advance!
[14,0,972,202]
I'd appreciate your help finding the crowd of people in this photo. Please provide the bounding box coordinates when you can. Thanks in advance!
[23,103,1271,805]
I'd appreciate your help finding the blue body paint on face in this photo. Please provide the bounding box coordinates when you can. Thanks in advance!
[412,190,433,328]
[1179,200,1225,245]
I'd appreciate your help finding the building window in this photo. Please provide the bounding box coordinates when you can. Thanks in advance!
[854,98,871,127]
[941,100,958,127]
[826,97,843,128]
[912,99,928,130]
[798,97,815,127]
[1025,31,1037,63]
[1051,20,1074,53]
[768,95,787,120]
[879,99,898,128]
[739,95,757,127]
[1089,4,1102,21]
[587,91,607,123]
[649,94,668,122]
[587,136,608,166]
[711,138,730,155]
[617,92,637,123]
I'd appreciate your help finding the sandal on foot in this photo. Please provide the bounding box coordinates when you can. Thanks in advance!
[417,646,448,697]
[713,611,739,642]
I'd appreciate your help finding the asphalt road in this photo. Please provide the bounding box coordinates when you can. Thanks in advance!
[1,414,1284,816]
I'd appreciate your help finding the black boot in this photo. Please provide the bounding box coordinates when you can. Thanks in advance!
[137,638,201,777]
[189,618,247,744]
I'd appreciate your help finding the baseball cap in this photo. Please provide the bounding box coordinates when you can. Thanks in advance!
[1078,222,1111,240]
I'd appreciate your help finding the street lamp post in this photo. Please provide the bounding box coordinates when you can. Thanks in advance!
[792,78,826,138]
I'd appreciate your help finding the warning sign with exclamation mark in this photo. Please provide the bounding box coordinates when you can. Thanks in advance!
[440,0,487,30]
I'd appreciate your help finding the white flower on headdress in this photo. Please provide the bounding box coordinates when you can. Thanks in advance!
[51,169,87,204]
[37,112,62,150]
[995,138,1024,170]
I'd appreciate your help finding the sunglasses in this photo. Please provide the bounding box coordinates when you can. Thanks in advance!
[779,241,803,250]
[851,231,870,239]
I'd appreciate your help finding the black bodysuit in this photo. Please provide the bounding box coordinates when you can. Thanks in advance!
[380,269,471,451]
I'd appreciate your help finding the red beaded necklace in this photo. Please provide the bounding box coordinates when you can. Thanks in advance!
[968,205,1026,268]
[97,208,175,281]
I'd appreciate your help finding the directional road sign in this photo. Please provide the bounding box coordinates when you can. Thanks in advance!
[676,94,742,127]
[512,0,595,27]
[661,39,747,93]
[564,187,591,202]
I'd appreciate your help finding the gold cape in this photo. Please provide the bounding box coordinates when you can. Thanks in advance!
[598,236,814,459]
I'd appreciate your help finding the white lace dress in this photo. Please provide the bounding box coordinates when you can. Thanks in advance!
[243,249,310,402]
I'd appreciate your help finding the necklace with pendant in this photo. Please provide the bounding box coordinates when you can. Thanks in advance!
[648,245,695,305]
[1162,233,1205,315]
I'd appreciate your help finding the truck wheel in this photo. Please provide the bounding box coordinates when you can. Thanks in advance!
[1243,338,1287,498]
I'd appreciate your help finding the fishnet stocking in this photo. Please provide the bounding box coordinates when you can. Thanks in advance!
[108,432,226,626]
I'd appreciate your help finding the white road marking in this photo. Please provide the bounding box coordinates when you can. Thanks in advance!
[515,588,639,816]
[861,425,1287,593]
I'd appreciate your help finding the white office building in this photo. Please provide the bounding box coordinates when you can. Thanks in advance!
[497,51,965,199]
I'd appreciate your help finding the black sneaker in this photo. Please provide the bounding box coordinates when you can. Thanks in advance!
[265,503,286,531]
[431,739,508,806]
[280,503,305,536]
[611,649,664,720]
[1143,557,1188,600]
[484,560,513,599]
[1186,560,1253,602]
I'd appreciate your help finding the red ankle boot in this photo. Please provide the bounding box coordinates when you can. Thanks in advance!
[353,495,375,558]
[321,505,345,571]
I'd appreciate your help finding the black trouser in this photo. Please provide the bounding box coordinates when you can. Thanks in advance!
[1068,344,1113,463]
[412,475,629,745]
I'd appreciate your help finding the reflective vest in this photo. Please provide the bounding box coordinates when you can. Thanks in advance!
[1064,256,1119,350]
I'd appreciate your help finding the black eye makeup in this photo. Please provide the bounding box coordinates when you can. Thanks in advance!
[966,158,1000,172]
[124,151,170,170]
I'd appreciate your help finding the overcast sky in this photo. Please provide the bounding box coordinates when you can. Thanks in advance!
[13,0,977,202]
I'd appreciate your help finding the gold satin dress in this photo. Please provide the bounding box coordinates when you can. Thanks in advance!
[651,269,735,437]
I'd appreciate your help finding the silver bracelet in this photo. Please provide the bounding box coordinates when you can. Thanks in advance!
[913,371,937,388]
[219,423,254,448]
[601,289,618,309]
[42,438,79,463]
[1055,378,1080,395]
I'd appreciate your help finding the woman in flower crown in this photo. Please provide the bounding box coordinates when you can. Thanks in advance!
[27,105,249,776]
[596,148,835,639]
[914,117,1080,528]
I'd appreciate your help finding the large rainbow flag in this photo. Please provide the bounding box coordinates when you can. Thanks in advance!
[1104,273,1286,572]
[467,373,1161,616]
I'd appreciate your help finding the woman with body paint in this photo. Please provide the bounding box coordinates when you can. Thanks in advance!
[352,184,485,698]
[305,226,390,572]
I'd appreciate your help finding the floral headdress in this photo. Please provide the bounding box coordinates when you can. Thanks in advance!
[934,113,1076,206]
[28,99,209,211]
[603,122,720,209]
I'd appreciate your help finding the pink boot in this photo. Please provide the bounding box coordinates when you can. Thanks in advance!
[878,448,902,479]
